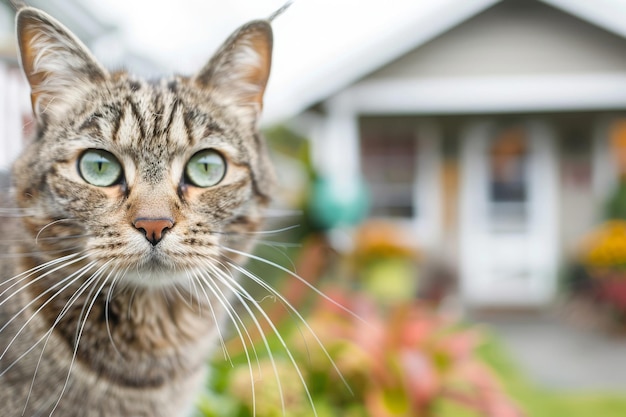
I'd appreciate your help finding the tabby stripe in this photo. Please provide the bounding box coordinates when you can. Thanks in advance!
[243,161,270,203]
[203,120,224,139]
[152,90,163,138]
[127,97,147,141]
[165,99,181,143]
[110,104,123,143]
[78,112,102,133]
[167,79,178,93]
[181,105,196,146]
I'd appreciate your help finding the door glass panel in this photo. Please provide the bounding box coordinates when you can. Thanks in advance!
[488,126,529,232]
[361,132,416,218]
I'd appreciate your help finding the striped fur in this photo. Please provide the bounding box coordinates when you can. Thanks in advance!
[0,7,275,417]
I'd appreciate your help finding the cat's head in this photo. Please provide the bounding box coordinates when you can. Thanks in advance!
[12,7,276,287]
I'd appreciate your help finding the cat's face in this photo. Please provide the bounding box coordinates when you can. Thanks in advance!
[12,8,275,287]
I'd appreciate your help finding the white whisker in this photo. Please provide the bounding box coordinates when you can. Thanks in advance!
[0,252,85,297]
[227,259,353,396]
[220,245,366,326]
[200,261,285,416]
[0,207,38,218]
[35,219,77,245]
[188,269,232,365]
[194,268,260,417]
[49,261,113,416]
[0,259,96,337]
[0,246,87,260]
[105,267,127,358]
[0,260,100,374]
[24,261,113,413]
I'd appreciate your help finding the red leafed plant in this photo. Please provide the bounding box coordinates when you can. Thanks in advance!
[300,290,525,417]
[201,236,524,417]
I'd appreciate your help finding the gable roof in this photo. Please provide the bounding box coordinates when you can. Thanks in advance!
[263,0,626,124]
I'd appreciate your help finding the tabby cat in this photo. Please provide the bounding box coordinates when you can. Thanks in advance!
[0,6,278,416]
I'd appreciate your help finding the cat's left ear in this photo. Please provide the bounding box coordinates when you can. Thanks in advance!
[16,7,108,121]
[193,21,273,122]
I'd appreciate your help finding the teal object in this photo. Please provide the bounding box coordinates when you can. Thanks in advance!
[309,176,369,230]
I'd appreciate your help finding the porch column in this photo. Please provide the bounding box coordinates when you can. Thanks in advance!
[318,96,360,183]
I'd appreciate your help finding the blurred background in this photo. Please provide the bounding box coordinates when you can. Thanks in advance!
[3,0,626,415]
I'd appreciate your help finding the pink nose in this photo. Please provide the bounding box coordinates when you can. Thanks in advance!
[133,218,174,246]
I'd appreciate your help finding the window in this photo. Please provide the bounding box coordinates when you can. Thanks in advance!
[361,132,416,218]
[488,126,529,230]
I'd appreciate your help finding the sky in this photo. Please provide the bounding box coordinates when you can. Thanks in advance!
[81,0,451,123]
[66,0,626,123]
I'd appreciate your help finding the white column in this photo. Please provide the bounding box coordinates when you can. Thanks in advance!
[414,123,443,250]
[591,117,617,216]
[0,62,7,171]
[320,96,361,186]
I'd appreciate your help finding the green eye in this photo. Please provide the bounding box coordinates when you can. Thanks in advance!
[185,149,226,188]
[78,149,123,187]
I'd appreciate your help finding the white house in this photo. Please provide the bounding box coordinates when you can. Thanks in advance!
[0,0,147,172]
[3,0,626,309]
[286,0,626,308]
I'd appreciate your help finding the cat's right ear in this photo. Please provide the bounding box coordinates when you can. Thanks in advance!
[16,7,108,122]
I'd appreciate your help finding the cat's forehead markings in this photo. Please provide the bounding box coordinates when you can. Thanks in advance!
[116,100,143,146]
[165,100,191,148]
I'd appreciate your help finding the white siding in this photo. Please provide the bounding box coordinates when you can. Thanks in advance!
[0,62,31,172]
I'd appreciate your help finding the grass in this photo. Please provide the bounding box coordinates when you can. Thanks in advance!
[464,333,626,417]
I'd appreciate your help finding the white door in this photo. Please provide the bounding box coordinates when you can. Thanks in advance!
[459,120,558,307]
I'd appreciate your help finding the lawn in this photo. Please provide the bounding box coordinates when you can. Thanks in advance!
[455,333,626,417]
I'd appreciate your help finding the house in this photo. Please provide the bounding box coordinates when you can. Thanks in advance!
[285,0,626,308]
[2,0,626,309]
[0,0,117,171]
[0,0,145,171]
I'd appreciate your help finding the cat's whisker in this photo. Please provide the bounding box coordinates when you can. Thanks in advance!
[0,245,88,259]
[255,240,302,249]
[0,253,90,307]
[245,224,301,235]
[199,262,285,416]
[256,242,300,275]
[193,267,260,416]
[208,261,315,417]
[196,267,262,372]
[73,262,114,346]
[0,252,84,292]
[0,207,39,218]
[184,270,203,317]
[50,262,114,416]
[0,260,100,372]
[170,282,193,310]
[25,261,113,413]
[35,218,79,245]
[220,245,366,326]
[260,208,303,218]
[1,233,93,244]
[126,283,139,321]
[225,259,353,397]
[211,223,301,237]
[188,269,232,365]
[105,267,127,358]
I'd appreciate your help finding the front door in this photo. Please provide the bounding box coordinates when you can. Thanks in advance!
[459,120,558,307]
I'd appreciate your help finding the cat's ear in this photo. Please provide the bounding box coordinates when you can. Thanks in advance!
[16,7,108,121]
[193,21,273,122]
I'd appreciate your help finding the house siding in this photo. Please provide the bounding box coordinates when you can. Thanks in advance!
[367,0,626,80]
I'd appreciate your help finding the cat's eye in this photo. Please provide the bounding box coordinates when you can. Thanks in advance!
[185,149,226,188]
[78,149,123,187]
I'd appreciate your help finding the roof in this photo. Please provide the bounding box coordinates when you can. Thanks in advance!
[262,0,626,124]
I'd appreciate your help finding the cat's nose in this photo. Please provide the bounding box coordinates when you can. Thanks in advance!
[133,218,174,246]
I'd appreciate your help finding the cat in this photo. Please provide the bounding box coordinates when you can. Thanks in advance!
[0,5,279,416]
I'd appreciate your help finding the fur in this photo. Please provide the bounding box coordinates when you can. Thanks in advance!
[0,7,275,416]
